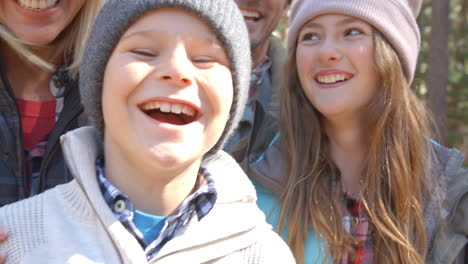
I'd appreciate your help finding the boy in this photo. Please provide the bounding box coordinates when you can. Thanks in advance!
[0,0,295,263]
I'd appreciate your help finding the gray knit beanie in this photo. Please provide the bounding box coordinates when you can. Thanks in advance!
[288,0,422,83]
[80,0,251,157]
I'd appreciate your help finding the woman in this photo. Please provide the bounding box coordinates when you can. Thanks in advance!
[248,0,468,263]
[0,2,104,261]
[0,0,104,206]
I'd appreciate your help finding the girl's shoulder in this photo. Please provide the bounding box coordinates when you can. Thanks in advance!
[429,140,464,178]
[428,166,468,263]
[445,166,468,224]
[428,141,466,213]
[426,141,467,263]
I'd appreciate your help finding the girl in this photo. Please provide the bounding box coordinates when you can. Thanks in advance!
[0,0,104,206]
[249,0,468,263]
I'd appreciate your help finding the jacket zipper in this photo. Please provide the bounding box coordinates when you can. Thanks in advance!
[61,147,124,264]
[36,107,82,193]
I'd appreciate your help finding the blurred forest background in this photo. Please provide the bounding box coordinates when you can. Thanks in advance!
[275,0,468,165]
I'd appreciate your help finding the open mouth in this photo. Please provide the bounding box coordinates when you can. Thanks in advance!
[139,100,199,126]
[240,9,261,22]
[17,0,59,11]
[316,74,353,85]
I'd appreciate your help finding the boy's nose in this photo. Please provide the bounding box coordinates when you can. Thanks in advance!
[156,47,194,87]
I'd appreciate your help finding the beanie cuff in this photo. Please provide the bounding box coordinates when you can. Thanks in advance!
[288,0,421,82]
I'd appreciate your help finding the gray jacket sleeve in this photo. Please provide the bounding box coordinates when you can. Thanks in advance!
[427,167,468,264]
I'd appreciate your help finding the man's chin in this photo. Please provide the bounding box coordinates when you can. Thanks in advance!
[250,35,270,51]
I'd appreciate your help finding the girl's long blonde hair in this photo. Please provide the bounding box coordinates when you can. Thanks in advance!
[277,31,434,264]
[0,0,105,77]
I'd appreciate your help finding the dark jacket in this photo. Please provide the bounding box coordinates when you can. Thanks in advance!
[248,136,468,263]
[0,59,84,206]
[226,36,285,165]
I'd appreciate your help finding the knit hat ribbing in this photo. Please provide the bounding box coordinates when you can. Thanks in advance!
[79,0,251,157]
[287,0,422,82]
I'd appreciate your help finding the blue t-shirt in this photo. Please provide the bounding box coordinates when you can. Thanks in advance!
[133,210,167,243]
[253,180,329,264]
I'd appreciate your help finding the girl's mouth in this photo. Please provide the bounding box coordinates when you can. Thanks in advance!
[316,74,352,84]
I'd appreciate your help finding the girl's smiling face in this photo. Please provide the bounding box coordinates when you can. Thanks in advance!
[102,8,233,173]
[296,14,379,120]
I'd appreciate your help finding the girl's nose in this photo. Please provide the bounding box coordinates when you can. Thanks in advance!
[318,38,343,66]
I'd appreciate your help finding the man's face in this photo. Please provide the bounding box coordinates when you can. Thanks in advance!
[234,0,288,49]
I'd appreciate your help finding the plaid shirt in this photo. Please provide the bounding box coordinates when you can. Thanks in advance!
[95,156,217,261]
[249,57,272,99]
[25,138,49,197]
[224,57,272,156]
[24,68,67,197]
[339,192,373,264]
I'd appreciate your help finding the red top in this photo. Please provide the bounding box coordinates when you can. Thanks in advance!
[339,192,373,264]
[16,98,56,151]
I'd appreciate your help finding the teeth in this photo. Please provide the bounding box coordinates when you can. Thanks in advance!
[241,9,260,19]
[39,0,47,8]
[141,101,196,117]
[182,106,195,116]
[317,74,347,84]
[160,102,171,113]
[18,0,58,10]
[171,104,182,114]
[141,101,160,111]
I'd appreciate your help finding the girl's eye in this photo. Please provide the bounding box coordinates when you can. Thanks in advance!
[301,32,319,42]
[131,49,158,57]
[345,28,363,36]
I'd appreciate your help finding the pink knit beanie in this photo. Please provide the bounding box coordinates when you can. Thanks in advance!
[287,0,422,82]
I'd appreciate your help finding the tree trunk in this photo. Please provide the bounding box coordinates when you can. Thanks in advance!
[427,0,450,143]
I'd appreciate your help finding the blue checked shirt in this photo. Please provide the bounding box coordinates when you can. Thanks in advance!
[249,57,271,100]
[95,156,217,261]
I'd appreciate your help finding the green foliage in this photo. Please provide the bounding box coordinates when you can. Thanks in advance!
[416,0,468,164]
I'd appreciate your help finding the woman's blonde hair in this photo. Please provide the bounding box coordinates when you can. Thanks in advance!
[277,31,435,264]
[0,0,105,77]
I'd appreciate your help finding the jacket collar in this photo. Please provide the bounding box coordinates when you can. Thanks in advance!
[424,141,465,244]
[60,126,267,263]
[60,126,146,263]
[430,140,464,184]
[267,35,286,96]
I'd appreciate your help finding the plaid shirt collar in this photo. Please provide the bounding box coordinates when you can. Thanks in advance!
[249,56,272,99]
[95,156,217,261]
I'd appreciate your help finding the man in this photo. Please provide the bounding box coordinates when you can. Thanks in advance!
[226,0,291,165]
